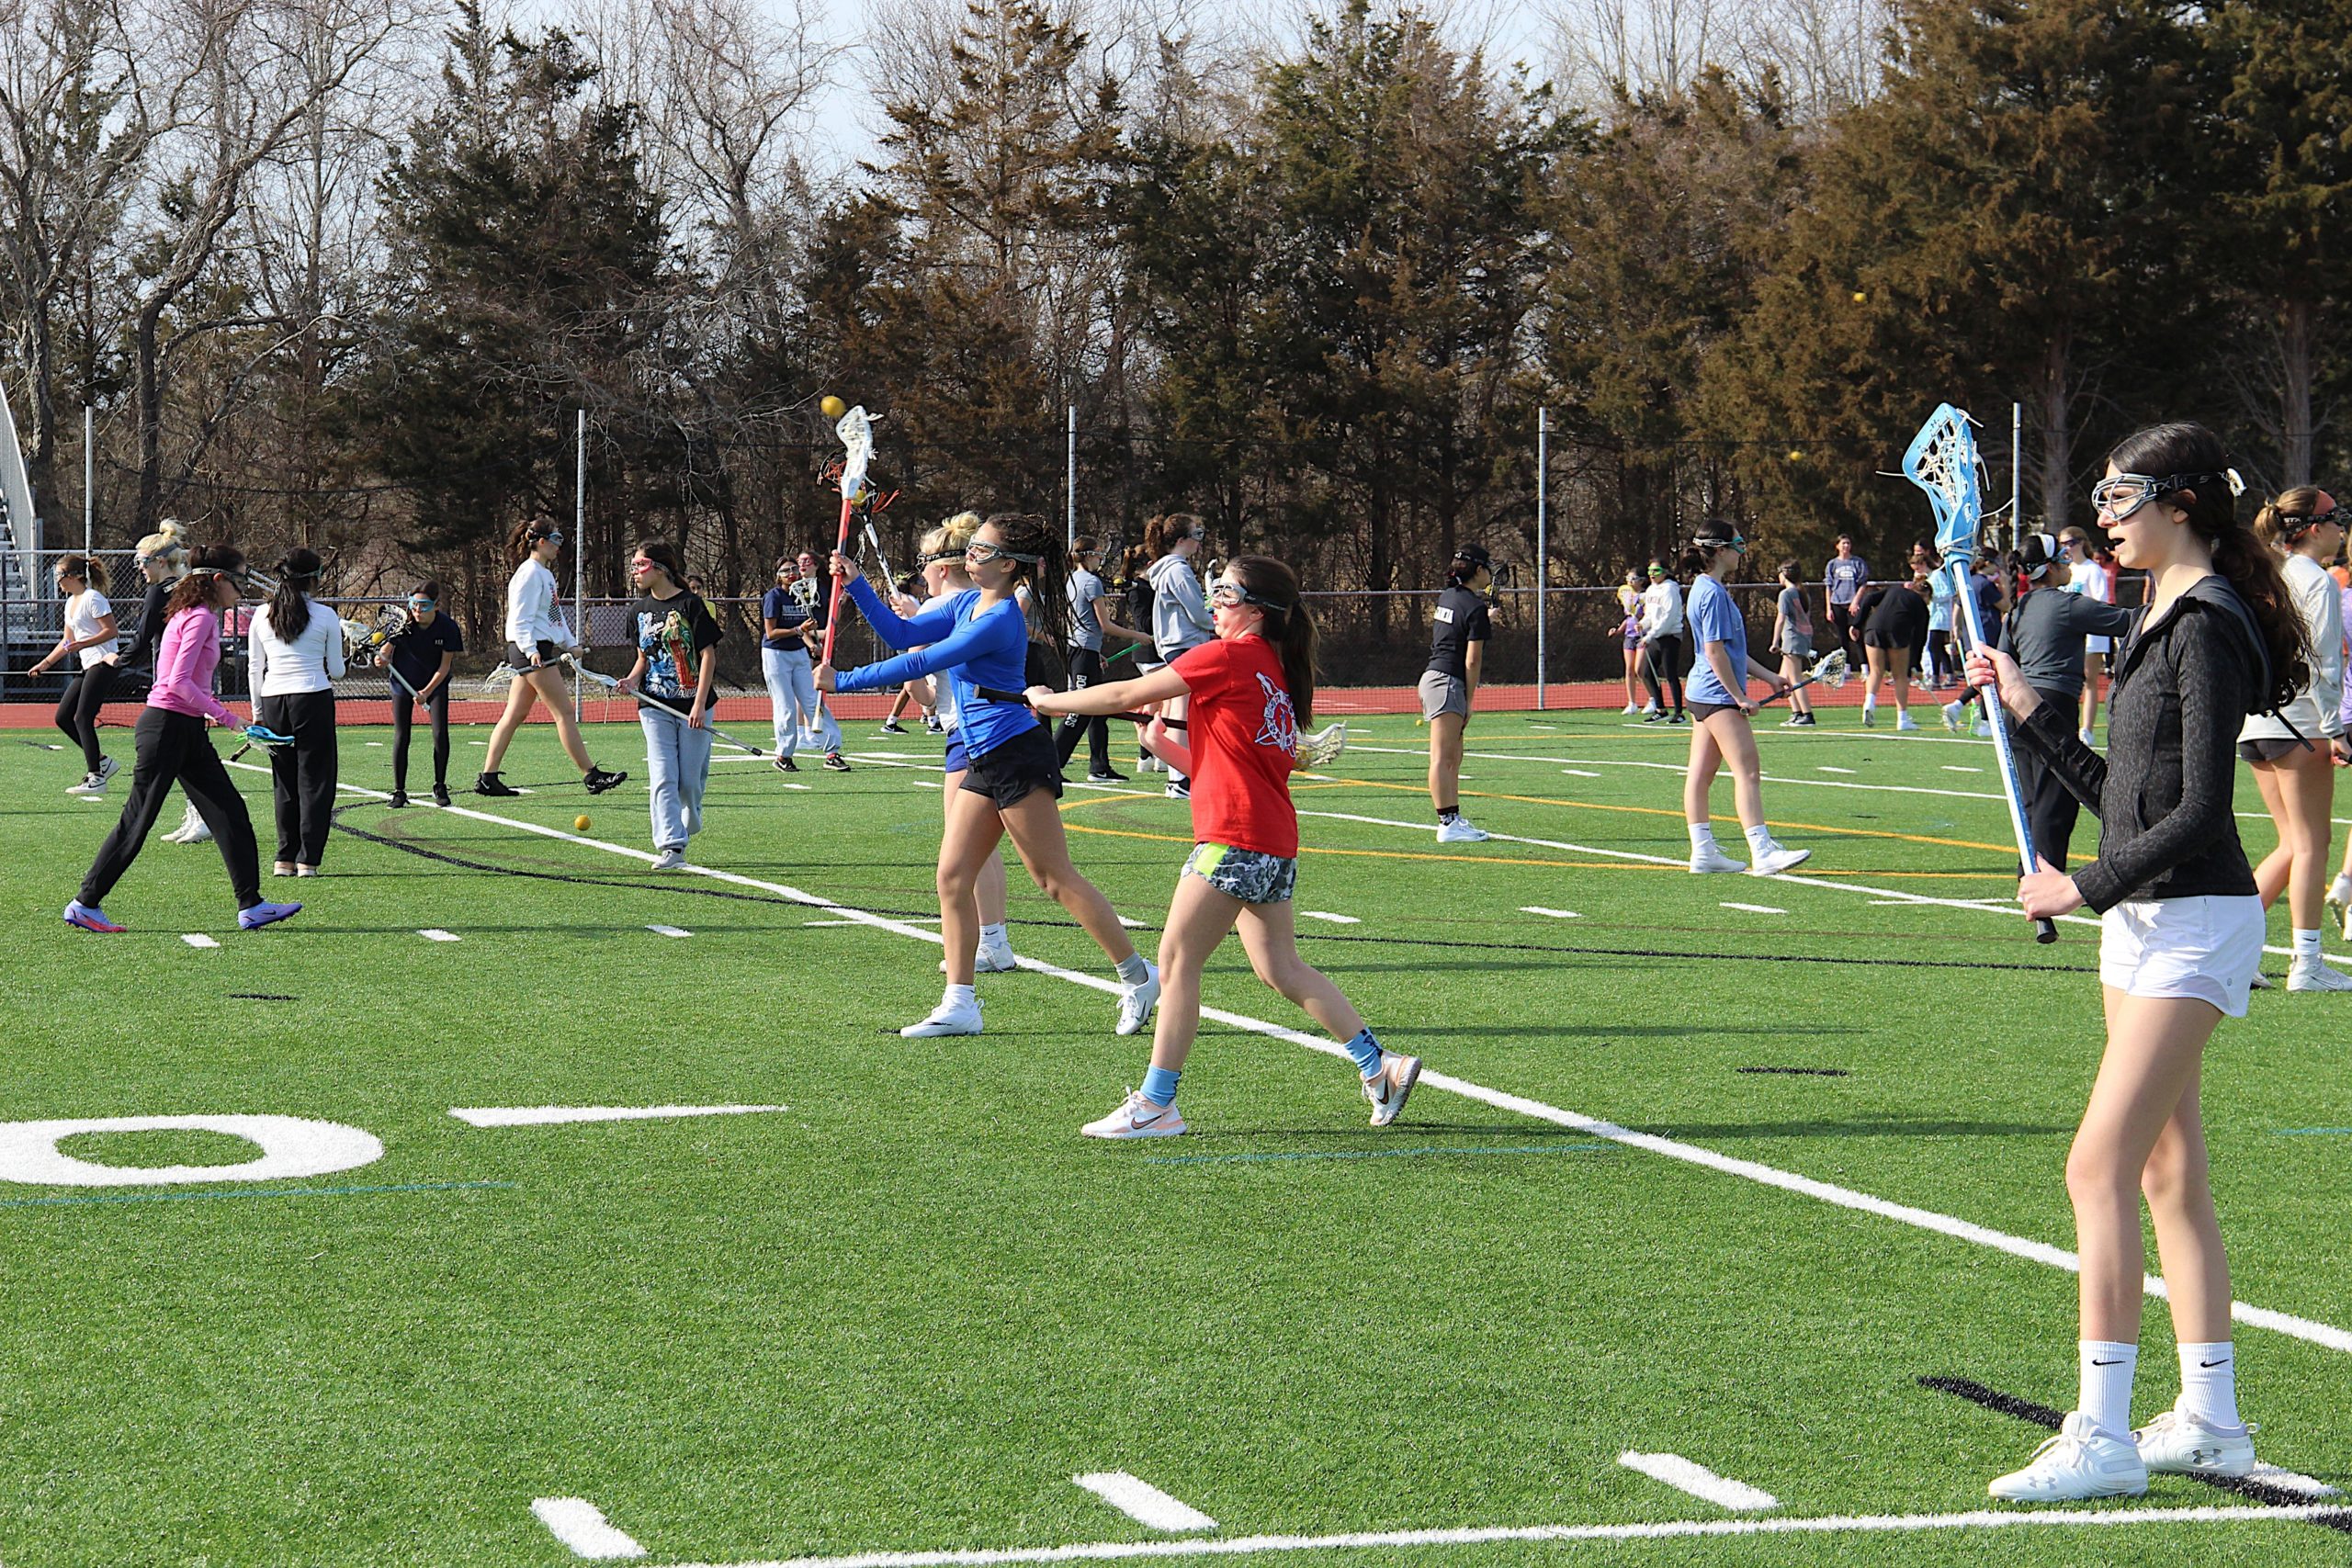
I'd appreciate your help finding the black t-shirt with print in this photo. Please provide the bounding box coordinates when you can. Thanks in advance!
[1424,584,1492,681]
[630,591,725,712]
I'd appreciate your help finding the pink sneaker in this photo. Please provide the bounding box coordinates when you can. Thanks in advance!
[1081,1090,1186,1139]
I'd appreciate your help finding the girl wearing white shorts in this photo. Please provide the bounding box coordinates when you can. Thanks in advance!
[1968,422,2312,1504]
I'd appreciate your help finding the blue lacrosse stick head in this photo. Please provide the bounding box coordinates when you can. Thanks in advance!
[1902,403,1984,561]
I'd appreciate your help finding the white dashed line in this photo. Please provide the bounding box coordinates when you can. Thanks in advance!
[1298,911,1360,924]
[1817,765,1857,775]
[1521,906,1581,919]
[180,933,220,948]
[450,1104,785,1129]
[645,924,693,938]
[1561,768,1600,778]
[530,1497,647,1560]
[417,929,460,942]
[1719,902,1785,915]
[1071,1472,1217,1533]
[1618,1453,1779,1512]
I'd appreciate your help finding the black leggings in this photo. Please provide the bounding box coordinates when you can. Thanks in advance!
[1053,647,1111,773]
[54,663,116,772]
[1640,635,1685,716]
[257,689,338,867]
[2012,683,2085,871]
[391,683,451,792]
[80,707,262,908]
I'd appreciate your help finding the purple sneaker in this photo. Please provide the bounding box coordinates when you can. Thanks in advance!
[238,900,302,931]
[64,900,125,933]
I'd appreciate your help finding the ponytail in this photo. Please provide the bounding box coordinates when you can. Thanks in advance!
[985,513,1070,649]
[507,517,561,568]
[2253,485,2328,552]
[1227,556,1316,725]
[2212,526,2312,712]
[166,570,228,617]
[57,553,106,592]
[267,547,321,641]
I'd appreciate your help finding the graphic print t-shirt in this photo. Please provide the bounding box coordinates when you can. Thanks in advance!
[1172,635,1300,858]
[631,591,723,710]
[1424,584,1492,681]
[388,612,464,694]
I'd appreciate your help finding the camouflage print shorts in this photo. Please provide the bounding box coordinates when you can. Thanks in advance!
[1182,841,1298,905]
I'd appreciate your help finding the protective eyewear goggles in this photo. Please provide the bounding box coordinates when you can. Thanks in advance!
[965,541,1041,565]
[2090,471,2225,519]
[1209,581,1288,612]
[407,595,435,610]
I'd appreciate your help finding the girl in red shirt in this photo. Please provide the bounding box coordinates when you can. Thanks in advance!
[1029,556,1419,1138]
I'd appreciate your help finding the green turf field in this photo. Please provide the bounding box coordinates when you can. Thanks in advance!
[4,705,2348,1567]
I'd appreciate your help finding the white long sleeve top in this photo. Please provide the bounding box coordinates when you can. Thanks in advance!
[251,596,346,695]
[504,557,572,649]
[2241,552,2346,742]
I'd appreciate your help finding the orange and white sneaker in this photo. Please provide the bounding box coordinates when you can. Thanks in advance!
[1081,1090,1186,1139]
[1363,1053,1422,1126]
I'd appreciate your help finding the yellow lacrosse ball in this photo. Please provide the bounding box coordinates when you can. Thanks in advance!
[1787,449,1805,462]
[573,815,592,831]
[820,394,846,419]
[1851,290,1867,303]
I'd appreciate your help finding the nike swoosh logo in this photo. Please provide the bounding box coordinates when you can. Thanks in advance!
[2091,1359,2125,1367]
[2199,1359,2231,1368]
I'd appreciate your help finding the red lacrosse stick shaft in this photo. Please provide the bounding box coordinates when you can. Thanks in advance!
[820,488,854,664]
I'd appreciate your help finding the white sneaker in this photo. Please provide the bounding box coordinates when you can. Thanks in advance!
[1974,720,1995,738]
[899,997,984,1037]
[1896,713,1920,732]
[1115,963,1161,1036]
[64,771,106,795]
[976,937,1021,973]
[1081,1089,1185,1139]
[1623,703,1642,715]
[1860,706,1876,728]
[171,805,211,844]
[1363,1053,1421,1126]
[650,848,685,871]
[1749,842,1811,876]
[1941,700,1966,732]
[2287,957,2352,992]
[2132,1405,2258,1478]
[2078,728,2097,748]
[1690,843,1745,874]
[1987,1411,2147,1502]
[1642,704,1659,716]
[2250,971,2274,990]
[2328,874,2352,937]
[1436,818,1490,843]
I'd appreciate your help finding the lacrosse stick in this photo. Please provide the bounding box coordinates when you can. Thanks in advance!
[1756,648,1849,707]
[340,606,408,662]
[861,518,899,592]
[228,723,295,762]
[821,405,876,665]
[974,686,1350,767]
[1904,403,2056,943]
[564,655,768,757]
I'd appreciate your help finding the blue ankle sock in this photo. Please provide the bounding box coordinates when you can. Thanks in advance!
[1141,1065,1181,1107]
[1343,1029,1384,1077]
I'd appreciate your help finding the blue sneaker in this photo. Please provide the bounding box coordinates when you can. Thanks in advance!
[64,900,125,932]
[238,900,302,931]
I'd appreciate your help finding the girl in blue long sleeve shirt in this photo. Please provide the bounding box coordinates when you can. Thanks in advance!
[820,512,1160,1040]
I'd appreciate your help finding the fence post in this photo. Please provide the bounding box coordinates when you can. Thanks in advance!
[83,407,93,554]
[1535,406,1548,711]
[2010,401,2023,553]
[574,409,586,724]
[1066,404,1077,552]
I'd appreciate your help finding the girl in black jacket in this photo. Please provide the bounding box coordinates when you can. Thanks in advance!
[1969,423,2310,1505]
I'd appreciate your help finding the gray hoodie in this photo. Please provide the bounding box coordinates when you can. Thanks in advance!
[1148,552,1213,659]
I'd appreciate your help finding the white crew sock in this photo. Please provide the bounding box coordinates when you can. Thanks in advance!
[2292,928,2324,961]
[980,921,1008,948]
[1744,823,1776,858]
[943,983,976,1009]
[1689,822,1718,850]
[2078,1340,2138,1438]
[1114,953,1151,986]
[2177,1342,2241,1430]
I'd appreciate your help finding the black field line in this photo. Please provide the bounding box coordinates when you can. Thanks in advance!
[1917,1376,2352,1528]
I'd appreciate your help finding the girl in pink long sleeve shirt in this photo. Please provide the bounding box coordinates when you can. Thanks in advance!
[66,560,301,933]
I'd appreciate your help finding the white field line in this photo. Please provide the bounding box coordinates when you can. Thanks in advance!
[417,928,460,942]
[531,1497,648,1560]
[1944,765,1984,773]
[450,1104,785,1129]
[238,763,2352,1357]
[646,924,693,938]
[1718,902,1785,916]
[180,933,219,948]
[1560,768,1600,778]
[1818,765,1857,774]
[2249,1464,2342,1498]
[1072,1473,1217,1532]
[668,1504,2350,1568]
[1320,749,2352,964]
[1616,1453,1778,1512]
[1520,906,1580,919]
[1297,911,1360,925]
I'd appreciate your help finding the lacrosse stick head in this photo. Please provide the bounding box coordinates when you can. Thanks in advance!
[835,404,875,503]
[1813,649,1851,688]
[1902,404,1984,564]
[340,617,374,660]
[1294,718,1347,768]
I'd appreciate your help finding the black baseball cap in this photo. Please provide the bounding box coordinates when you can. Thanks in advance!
[1452,543,1493,570]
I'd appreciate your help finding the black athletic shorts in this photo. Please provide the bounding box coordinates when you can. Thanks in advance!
[1861,629,1917,650]
[1687,699,1742,721]
[505,638,560,671]
[960,721,1063,809]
